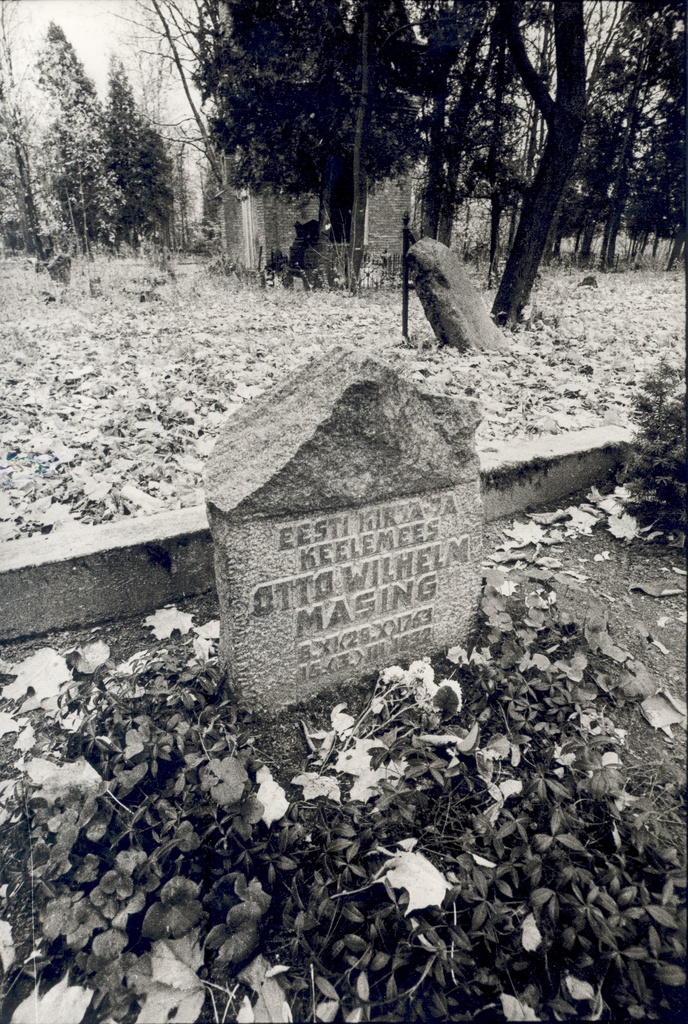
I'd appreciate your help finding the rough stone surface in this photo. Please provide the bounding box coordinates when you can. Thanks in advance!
[407,238,507,352]
[205,348,484,708]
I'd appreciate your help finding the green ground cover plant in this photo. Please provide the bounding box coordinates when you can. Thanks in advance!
[0,563,684,1023]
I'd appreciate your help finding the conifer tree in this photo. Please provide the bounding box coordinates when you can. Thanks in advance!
[104,58,173,248]
[36,23,112,253]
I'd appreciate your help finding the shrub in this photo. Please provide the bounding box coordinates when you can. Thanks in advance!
[625,357,686,532]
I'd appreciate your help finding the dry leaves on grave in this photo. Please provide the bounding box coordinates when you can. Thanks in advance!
[1,268,682,540]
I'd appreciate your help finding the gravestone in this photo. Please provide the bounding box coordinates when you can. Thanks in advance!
[407,237,507,353]
[205,348,483,708]
[46,254,71,286]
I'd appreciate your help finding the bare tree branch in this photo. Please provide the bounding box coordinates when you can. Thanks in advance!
[147,0,222,185]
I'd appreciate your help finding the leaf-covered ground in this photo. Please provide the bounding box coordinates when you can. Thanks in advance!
[0,258,683,543]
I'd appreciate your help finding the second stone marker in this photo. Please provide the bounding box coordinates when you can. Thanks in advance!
[205,348,483,709]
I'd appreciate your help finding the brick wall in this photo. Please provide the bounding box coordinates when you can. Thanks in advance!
[365,175,415,256]
[224,174,419,269]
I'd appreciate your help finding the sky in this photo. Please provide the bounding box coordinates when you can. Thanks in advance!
[18,0,133,97]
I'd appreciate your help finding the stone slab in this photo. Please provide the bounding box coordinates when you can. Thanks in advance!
[0,507,212,641]
[481,426,632,521]
[407,238,508,352]
[0,428,631,644]
[205,349,484,706]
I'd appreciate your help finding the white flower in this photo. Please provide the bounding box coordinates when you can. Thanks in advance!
[381,665,408,685]
[409,660,435,691]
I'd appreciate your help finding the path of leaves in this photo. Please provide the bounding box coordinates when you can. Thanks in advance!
[0,260,683,542]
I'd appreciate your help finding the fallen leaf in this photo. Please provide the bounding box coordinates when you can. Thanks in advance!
[265,965,290,979]
[194,620,220,640]
[482,733,511,760]
[334,738,381,776]
[471,853,496,869]
[330,704,355,735]
[528,509,568,525]
[349,760,406,803]
[192,636,214,663]
[593,550,610,562]
[291,773,341,803]
[236,995,255,1023]
[24,757,102,805]
[1,648,71,710]
[503,521,546,547]
[120,483,163,514]
[640,691,687,731]
[629,583,684,598]
[446,644,467,664]
[0,712,21,740]
[129,931,205,1024]
[499,779,523,800]
[619,661,657,699]
[255,766,289,827]
[381,850,450,916]
[10,973,93,1024]
[0,918,15,972]
[70,640,110,674]
[565,975,596,1001]
[521,912,542,951]
[239,955,292,1023]
[565,507,599,534]
[144,607,194,639]
[453,721,480,753]
[14,724,35,752]
[499,992,540,1021]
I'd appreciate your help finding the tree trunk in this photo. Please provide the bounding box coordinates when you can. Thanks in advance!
[78,164,92,259]
[10,137,45,260]
[579,215,596,262]
[435,19,493,247]
[599,50,647,270]
[544,201,563,264]
[422,83,449,239]
[349,4,371,290]
[666,230,685,271]
[487,5,507,288]
[507,201,519,253]
[493,1,586,325]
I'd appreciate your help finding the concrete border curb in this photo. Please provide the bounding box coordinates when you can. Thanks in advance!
[0,426,631,642]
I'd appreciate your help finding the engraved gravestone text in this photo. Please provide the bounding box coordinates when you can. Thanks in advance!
[246,490,481,685]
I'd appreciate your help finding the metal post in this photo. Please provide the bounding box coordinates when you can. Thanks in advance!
[402,211,410,342]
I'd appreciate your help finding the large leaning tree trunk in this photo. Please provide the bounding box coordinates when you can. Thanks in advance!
[492,0,586,326]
